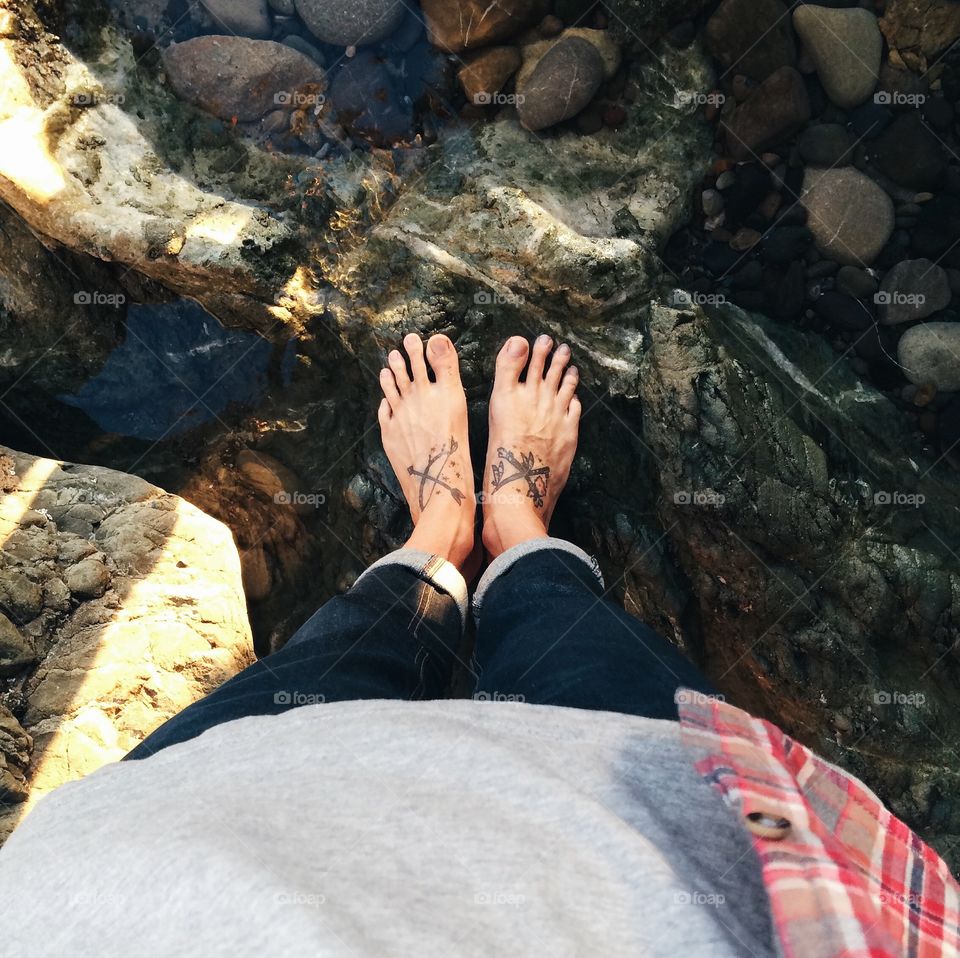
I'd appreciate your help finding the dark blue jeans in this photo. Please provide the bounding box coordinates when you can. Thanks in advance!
[125,547,716,760]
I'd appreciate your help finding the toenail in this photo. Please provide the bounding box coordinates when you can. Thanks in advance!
[509,337,527,356]
[431,336,449,354]
[537,334,552,346]
[558,343,571,355]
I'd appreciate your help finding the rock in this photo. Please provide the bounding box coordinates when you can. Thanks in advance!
[880,0,960,68]
[269,0,296,12]
[328,51,413,145]
[761,226,813,264]
[0,612,36,677]
[701,189,723,216]
[720,164,772,228]
[799,123,856,167]
[898,323,960,391]
[458,46,522,104]
[705,0,796,81]
[872,113,946,191]
[295,0,404,46]
[237,449,314,516]
[836,265,879,300]
[282,35,326,66]
[0,445,253,841]
[725,66,811,161]
[793,5,882,109]
[162,37,326,122]
[200,0,271,38]
[516,36,604,131]
[812,290,873,331]
[913,196,960,258]
[605,0,712,42]
[802,168,895,266]
[516,28,622,91]
[877,259,952,325]
[848,100,892,139]
[876,62,929,110]
[421,0,548,53]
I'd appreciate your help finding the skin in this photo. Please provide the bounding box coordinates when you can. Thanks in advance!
[378,332,580,574]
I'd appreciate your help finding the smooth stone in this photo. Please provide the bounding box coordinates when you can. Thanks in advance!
[268,0,296,12]
[761,226,813,263]
[876,62,928,110]
[793,5,882,109]
[421,0,548,53]
[329,51,411,144]
[517,28,622,89]
[725,66,811,161]
[799,123,856,166]
[812,290,873,331]
[848,100,892,138]
[0,611,36,677]
[802,167,895,266]
[201,0,271,38]
[516,36,604,131]
[705,0,796,81]
[878,258,952,325]
[836,265,878,299]
[282,34,325,65]
[162,36,326,121]
[701,188,724,216]
[871,113,946,191]
[458,46,522,104]
[295,0,404,46]
[898,323,960,391]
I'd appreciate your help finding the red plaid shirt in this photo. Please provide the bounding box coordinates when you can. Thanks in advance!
[678,692,960,958]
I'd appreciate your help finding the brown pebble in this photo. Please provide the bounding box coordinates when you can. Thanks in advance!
[761,152,781,168]
[711,157,735,176]
[730,227,761,251]
[603,104,627,128]
[758,192,782,219]
[539,14,563,36]
[710,226,734,242]
[913,382,938,408]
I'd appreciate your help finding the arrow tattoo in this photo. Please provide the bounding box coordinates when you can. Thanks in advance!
[407,437,466,510]
[489,447,550,508]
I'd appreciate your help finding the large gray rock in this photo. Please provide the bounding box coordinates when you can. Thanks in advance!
[878,259,952,325]
[794,5,882,109]
[0,445,254,843]
[802,168,894,266]
[898,323,960,391]
[296,0,405,46]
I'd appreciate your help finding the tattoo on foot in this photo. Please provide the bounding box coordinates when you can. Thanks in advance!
[490,447,550,508]
[407,437,467,510]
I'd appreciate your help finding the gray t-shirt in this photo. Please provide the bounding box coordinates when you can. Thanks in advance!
[0,700,775,957]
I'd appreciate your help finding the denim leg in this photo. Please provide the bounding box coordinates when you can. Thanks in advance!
[471,538,717,720]
[125,551,468,760]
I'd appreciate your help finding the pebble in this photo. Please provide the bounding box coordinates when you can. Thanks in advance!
[201,0,271,38]
[725,65,810,160]
[701,189,724,216]
[793,5,882,109]
[705,0,796,81]
[848,100,892,139]
[807,260,838,279]
[799,123,856,167]
[715,170,736,190]
[774,260,806,318]
[457,46,522,104]
[421,0,547,52]
[720,163,771,228]
[871,113,946,191]
[758,192,782,220]
[516,36,603,131]
[296,0,404,46]
[836,265,878,299]
[282,34,325,65]
[730,227,762,251]
[877,258,952,325]
[162,36,326,121]
[539,14,563,37]
[898,323,960,392]
[329,50,411,144]
[802,167,895,266]
[761,226,813,264]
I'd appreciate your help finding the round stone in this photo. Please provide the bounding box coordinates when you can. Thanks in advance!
[705,0,796,82]
[516,36,604,132]
[877,258,952,325]
[802,168,895,267]
[799,124,856,167]
[898,322,960,392]
[295,0,404,46]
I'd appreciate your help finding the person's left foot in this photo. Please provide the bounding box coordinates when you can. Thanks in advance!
[378,333,476,572]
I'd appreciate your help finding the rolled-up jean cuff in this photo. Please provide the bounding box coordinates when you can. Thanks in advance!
[472,537,604,616]
[353,548,469,630]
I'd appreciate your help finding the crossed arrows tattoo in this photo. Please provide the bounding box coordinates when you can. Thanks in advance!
[408,437,466,510]
[490,447,550,508]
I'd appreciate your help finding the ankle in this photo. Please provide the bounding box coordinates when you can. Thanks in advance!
[405,503,476,571]
[481,509,548,559]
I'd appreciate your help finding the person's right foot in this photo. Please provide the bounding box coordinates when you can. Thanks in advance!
[482,334,580,559]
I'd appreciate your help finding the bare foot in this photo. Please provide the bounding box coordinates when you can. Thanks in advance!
[482,334,580,559]
[378,333,476,571]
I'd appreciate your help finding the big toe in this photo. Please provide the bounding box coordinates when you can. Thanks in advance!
[494,336,529,385]
[426,334,461,384]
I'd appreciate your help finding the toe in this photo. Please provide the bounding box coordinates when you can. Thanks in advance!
[545,342,571,390]
[388,349,410,392]
[377,397,392,427]
[528,334,553,382]
[426,333,461,384]
[559,365,579,406]
[379,367,401,407]
[567,394,582,422]
[494,336,529,385]
[404,333,428,382]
